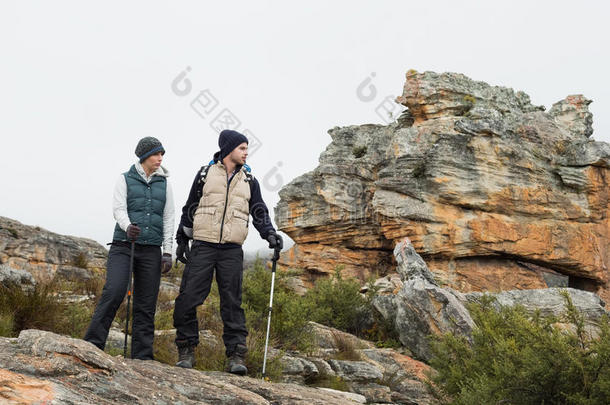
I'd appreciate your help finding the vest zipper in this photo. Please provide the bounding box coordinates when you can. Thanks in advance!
[218,173,231,243]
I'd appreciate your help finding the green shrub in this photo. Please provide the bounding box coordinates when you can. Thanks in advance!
[329,330,361,361]
[105,346,125,357]
[73,252,89,269]
[193,336,227,372]
[58,302,94,338]
[153,330,227,372]
[154,309,174,331]
[243,327,283,380]
[359,279,402,348]
[243,258,314,351]
[243,263,399,350]
[0,312,14,337]
[303,269,371,336]
[72,276,104,299]
[428,292,610,405]
[307,368,351,392]
[152,334,179,365]
[195,281,224,335]
[377,365,414,392]
[364,317,402,350]
[0,282,64,335]
[0,281,97,338]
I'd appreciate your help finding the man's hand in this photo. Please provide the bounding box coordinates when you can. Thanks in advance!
[176,241,190,264]
[175,225,191,264]
[161,253,172,274]
[266,231,283,250]
[126,224,141,240]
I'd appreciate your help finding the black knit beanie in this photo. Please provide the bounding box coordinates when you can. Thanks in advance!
[218,130,249,160]
[135,137,165,162]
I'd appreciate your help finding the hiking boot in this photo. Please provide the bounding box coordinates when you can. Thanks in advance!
[226,344,248,375]
[176,345,195,368]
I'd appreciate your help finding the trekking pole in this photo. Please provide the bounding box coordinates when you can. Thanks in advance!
[123,226,137,358]
[262,246,281,380]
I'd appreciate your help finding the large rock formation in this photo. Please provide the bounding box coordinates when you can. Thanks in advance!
[276,71,610,300]
[0,216,107,283]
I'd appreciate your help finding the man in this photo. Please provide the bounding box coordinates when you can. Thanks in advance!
[84,137,175,360]
[173,129,282,375]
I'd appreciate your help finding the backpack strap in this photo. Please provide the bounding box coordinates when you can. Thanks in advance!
[242,164,253,183]
[196,164,212,200]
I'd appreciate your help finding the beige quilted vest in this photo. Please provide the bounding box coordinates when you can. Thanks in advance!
[193,163,251,245]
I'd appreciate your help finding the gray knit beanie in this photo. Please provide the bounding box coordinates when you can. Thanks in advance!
[135,137,165,162]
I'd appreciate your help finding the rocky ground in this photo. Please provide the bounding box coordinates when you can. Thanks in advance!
[0,326,436,404]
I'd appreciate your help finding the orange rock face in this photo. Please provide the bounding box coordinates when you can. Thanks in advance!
[276,71,610,300]
[0,368,55,404]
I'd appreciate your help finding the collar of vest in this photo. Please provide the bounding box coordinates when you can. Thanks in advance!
[126,164,168,184]
[209,160,251,173]
[134,162,170,178]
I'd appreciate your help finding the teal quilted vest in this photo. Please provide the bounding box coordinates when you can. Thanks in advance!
[112,165,166,245]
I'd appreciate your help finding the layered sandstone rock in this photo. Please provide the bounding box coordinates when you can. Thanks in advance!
[276,71,609,300]
[0,216,107,282]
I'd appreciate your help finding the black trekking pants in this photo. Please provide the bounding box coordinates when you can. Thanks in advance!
[84,241,161,360]
[173,241,247,356]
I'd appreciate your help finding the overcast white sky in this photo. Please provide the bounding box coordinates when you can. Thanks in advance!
[1,1,608,254]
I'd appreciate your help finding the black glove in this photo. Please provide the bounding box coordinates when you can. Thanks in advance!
[161,253,172,274]
[175,225,191,264]
[126,224,141,240]
[176,241,190,264]
[266,231,283,250]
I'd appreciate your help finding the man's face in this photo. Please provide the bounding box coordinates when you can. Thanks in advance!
[142,152,163,172]
[228,142,248,165]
